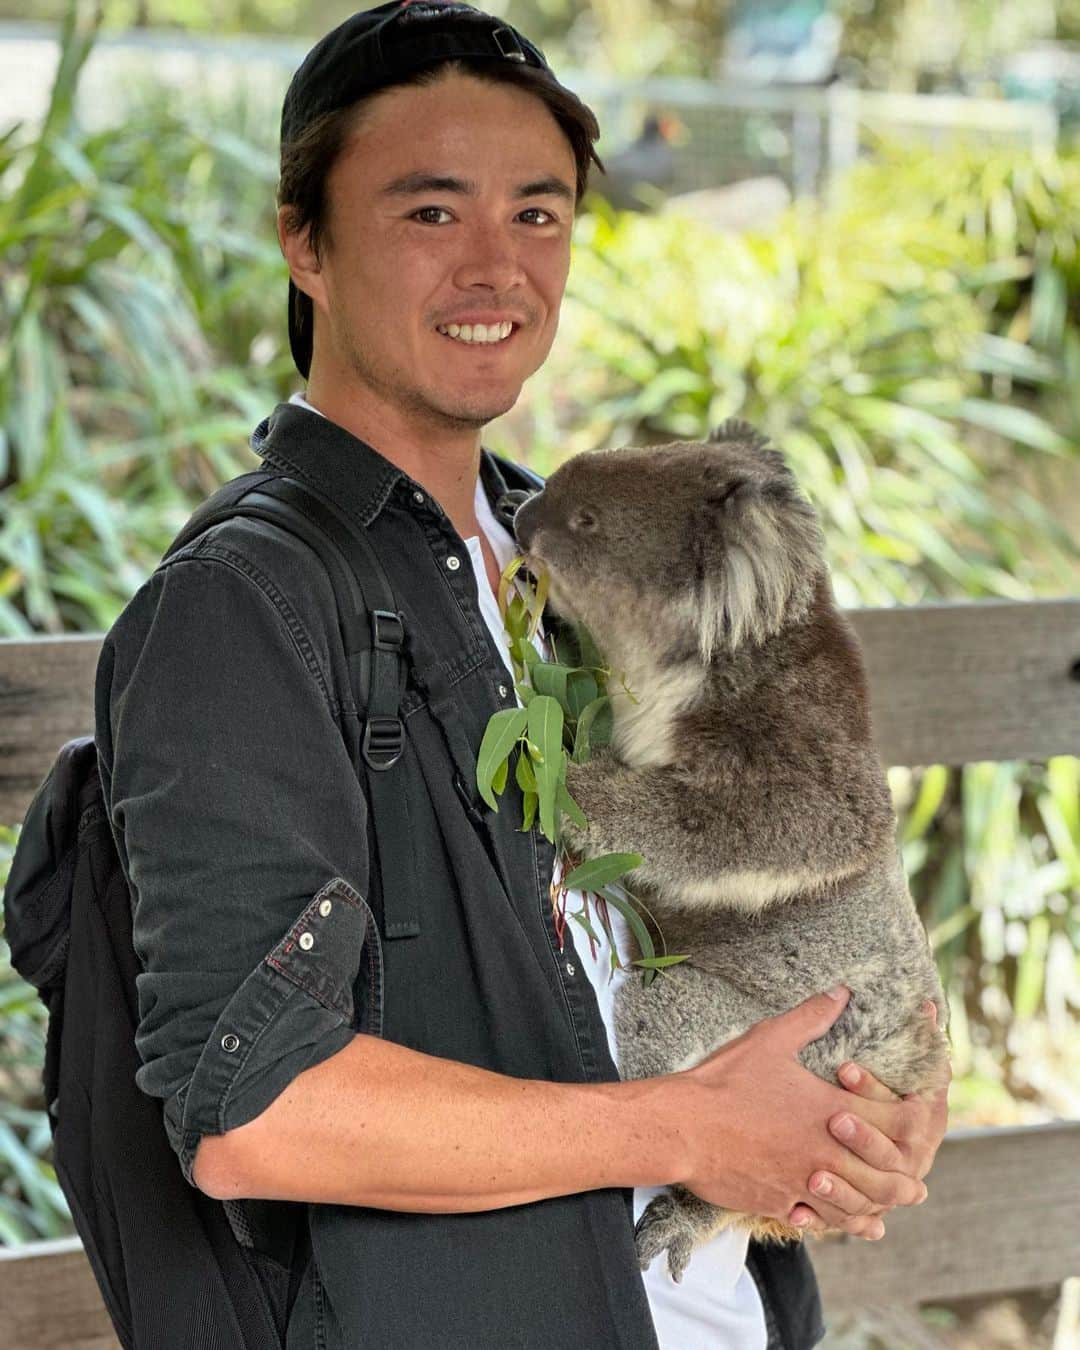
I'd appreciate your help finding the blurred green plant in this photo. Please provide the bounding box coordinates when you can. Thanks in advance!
[893,758,1080,1124]
[544,147,1080,608]
[0,2,288,637]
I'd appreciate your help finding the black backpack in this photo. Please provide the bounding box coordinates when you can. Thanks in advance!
[2,465,497,1349]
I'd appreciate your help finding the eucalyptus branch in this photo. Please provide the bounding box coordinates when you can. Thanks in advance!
[474,554,687,985]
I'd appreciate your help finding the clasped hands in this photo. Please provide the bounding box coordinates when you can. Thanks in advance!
[789,1000,949,1241]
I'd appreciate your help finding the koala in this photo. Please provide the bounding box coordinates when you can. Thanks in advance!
[511,420,950,1283]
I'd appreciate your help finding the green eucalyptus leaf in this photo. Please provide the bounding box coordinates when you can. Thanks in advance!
[556,781,588,830]
[520,788,538,832]
[527,694,565,842]
[569,904,603,950]
[475,706,528,810]
[572,695,613,763]
[515,747,537,793]
[632,954,691,970]
[566,670,600,719]
[531,661,573,708]
[491,756,509,796]
[563,852,643,892]
[514,681,535,705]
[505,591,529,639]
[596,886,658,985]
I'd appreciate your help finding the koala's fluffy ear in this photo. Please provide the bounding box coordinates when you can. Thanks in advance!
[707,421,791,477]
[690,503,762,663]
[707,418,770,451]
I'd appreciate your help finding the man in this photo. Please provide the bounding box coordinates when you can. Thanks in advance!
[95,4,949,1347]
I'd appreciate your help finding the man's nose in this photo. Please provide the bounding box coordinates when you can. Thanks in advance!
[452,224,526,293]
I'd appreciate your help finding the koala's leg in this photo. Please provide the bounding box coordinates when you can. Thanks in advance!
[614,964,766,1282]
[635,1185,738,1283]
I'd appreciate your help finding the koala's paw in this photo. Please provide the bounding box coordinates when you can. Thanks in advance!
[634,1191,698,1284]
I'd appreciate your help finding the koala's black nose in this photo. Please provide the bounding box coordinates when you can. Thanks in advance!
[512,492,542,552]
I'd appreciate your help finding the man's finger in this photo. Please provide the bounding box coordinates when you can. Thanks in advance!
[828,1109,906,1172]
[770,987,850,1052]
[837,1061,900,1103]
[790,1204,886,1241]
[803,1172,890,1223]
[821,1158,927,1210]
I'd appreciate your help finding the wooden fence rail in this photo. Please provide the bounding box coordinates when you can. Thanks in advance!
[2,596,1079,1343]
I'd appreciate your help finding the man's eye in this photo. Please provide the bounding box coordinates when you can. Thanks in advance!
[412,207,453,225]
[519,208,555,225]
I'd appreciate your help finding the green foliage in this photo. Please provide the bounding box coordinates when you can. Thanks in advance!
[894,756,1080,1121]
[0,3,289,636]
[475,560,685,985]
[548,143,1080,607]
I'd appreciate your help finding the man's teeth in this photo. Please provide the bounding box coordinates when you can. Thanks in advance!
[436,320,514,344]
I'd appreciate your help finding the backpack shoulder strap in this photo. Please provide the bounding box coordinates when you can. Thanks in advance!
[162,472,419,942]
[489,451,545,494]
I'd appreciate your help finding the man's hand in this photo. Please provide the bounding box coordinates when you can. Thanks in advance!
[675,989,919,1235]
[789,1001,951,1240]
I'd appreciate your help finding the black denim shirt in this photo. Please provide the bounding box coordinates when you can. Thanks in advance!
[94,401,824,1349]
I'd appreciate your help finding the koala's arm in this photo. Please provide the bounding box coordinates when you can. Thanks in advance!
[561,745,896,897]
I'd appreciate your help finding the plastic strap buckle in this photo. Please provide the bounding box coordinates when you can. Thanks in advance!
[362,716,404,771]
[371,609,404,652]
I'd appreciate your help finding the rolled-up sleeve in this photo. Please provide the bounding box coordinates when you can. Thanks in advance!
[94,541,380,1183]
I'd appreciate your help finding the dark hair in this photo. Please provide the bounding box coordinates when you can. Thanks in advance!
[277,58,604,340]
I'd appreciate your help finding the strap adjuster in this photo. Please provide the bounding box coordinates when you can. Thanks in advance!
[371,609,404,652]
[363,715,404,771]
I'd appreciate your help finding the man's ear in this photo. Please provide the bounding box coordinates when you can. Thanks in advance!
[277,206,327,313]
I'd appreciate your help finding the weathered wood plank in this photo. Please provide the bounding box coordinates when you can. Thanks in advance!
[2,598,1079,822]
[853,598,1080,768]
[812,1121,1080,1309]
[0,635,99,823]
[0,1236,120,1349]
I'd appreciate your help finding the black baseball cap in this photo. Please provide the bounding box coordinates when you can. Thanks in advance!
[281,1,562,380]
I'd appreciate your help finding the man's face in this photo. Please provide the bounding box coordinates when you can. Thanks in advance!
[292,71,577,432]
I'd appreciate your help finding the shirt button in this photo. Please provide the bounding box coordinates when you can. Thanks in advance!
[299,932,315,951]
[498,683,509,698]
[413,490,424,504]
[565,962,576,977]
[445,555,461,572]
[319,899,333,917]
[221,1033,240,1053]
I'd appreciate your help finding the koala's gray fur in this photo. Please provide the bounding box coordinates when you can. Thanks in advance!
[511,420,950,1282]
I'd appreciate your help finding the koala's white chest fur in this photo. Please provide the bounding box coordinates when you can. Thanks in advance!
[607,648,706,767]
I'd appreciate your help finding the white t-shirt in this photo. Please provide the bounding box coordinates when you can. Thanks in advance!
[287,394,767,1348]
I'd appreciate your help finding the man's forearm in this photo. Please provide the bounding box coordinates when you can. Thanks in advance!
[193,1032,688,1210]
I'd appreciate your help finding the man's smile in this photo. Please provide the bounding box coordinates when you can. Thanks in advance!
[434,319,521,347]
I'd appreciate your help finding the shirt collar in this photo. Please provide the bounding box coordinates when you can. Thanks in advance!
[249,396,517,533]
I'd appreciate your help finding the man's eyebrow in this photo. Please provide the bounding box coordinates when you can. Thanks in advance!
[380,172,575,203]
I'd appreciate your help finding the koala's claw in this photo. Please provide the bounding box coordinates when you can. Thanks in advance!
[634,1193,696,1283]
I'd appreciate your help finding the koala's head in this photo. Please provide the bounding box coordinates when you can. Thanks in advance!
[513,421,827,664]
